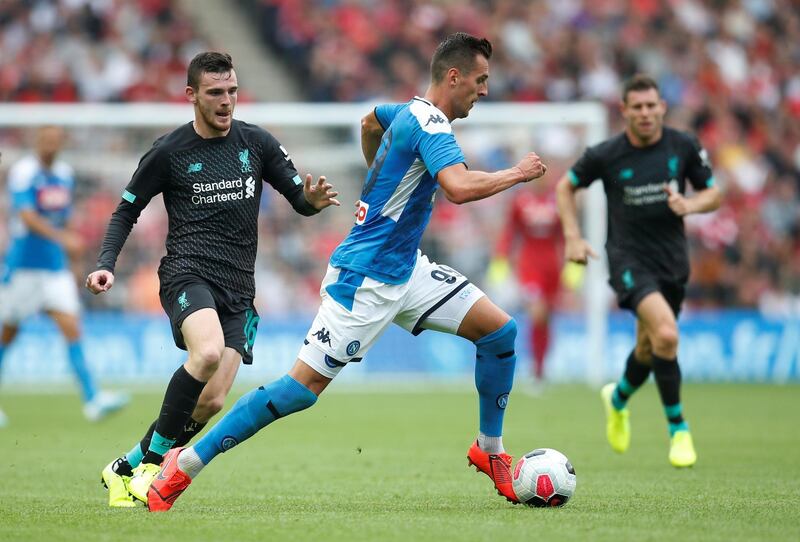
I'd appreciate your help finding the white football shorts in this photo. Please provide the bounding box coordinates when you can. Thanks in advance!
[0,269,81,324]
[299,251,485,378]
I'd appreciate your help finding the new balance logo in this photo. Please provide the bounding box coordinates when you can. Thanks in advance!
[312,327,332,346]
[425,114,446,126]
[187,162,203,173]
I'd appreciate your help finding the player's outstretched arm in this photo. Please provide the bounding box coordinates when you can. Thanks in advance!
[664,185,721,217]
[86,270,114,294]
[361,111,384,167]
[555,174,597,265]
[437,152,547,204]
[302,174,341,210]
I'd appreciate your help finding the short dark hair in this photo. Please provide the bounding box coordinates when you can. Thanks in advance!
[187,52,234,89]
[430,32,492,83]
[622,74,659,102]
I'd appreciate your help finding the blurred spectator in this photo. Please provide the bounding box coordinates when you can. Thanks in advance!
[3,0,800,313]
[241,0,800,311]
[0,0,210,102]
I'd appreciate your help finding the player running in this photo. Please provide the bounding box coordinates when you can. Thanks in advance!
[0,127,129,427]
[555,74,721,467]
[146,32,547,511]
[86,52,340,507]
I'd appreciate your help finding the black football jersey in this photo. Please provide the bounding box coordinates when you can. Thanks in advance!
[568,127,714,282]
[100,120,309,298]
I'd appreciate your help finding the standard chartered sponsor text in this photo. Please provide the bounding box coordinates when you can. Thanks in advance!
[192,178,244,205]
[623,182,669,206]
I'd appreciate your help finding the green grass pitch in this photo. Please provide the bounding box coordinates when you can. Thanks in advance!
[1,383,798,542]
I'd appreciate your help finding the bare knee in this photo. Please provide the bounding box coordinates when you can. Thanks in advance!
[188,343,225,376]
[651,325,678,356]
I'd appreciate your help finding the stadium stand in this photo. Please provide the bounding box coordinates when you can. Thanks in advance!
[1,0,799,314]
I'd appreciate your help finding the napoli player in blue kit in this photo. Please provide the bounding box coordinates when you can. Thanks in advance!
[0,126,129,426]
[147,33,547,511]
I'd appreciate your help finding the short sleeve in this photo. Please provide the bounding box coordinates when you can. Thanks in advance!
[7,161,37,210]
[684,134,715,190]
[568,146,603,189]
[416,131,466,179]
[121,141,168,207]
[406,102,465,178]
[374,103,405,130]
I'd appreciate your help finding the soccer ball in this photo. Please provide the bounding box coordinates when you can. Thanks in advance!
[512,448,576,507]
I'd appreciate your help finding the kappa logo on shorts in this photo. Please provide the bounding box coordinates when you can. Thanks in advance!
[313,327,332,346]
[346,340,361,356]
[496,393,509,409]
[177,291,190,311]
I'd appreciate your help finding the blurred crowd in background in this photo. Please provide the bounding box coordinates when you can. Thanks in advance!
[0,0,213,102]
[2,0,800,316]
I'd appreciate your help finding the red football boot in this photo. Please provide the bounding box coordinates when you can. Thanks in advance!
[467,440,518,503]
[147,447,192,512]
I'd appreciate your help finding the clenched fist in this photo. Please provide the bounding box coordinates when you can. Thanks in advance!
[514,152,547,182]
[86,270,115,294]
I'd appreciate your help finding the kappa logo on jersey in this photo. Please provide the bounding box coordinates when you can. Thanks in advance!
[425,114,446,127]
[312,327,332,346]
[239,149,252,173]
[187,162,203,173]
[245,176,255,199]
[355,200,369,225]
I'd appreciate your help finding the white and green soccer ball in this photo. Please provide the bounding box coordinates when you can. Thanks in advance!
[512,448,576,507]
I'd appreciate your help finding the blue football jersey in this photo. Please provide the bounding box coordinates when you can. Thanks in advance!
[330,97,465,284]
[3,155,74,276]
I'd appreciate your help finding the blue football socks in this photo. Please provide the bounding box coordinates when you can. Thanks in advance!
[67,341,97,403]
[194,375,317,465]
[474,319,517,437]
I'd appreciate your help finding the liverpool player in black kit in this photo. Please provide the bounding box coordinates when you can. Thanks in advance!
[86,52,340,507]
[555,75,721,468]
